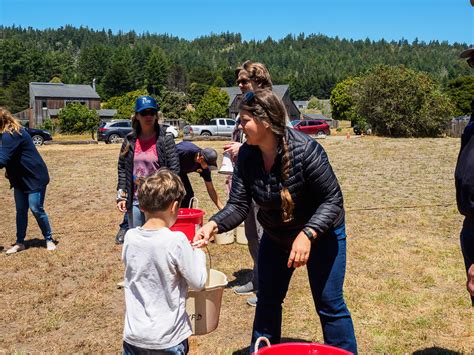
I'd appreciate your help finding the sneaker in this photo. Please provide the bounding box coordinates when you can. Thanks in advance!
[6,243,26,255]
[247,296,257,307]
[117,281,125,289]
[46,240,56,251]
[233,281,256,295]
[115,228,127,245]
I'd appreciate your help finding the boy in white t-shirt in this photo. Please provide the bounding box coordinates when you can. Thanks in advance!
[122,169,207,354]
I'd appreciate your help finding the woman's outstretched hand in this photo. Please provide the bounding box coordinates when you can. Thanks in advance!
[117,200,127,213]
[193,221,218,248]
[287,232,311,268]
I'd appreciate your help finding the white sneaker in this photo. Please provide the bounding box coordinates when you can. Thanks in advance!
[6,243,26,255]
[46,241,56,251]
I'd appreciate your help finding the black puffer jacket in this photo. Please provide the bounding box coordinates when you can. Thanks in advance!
[117,128,180,210]
[210,128,344,250]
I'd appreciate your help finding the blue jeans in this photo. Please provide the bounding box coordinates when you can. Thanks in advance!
[120,213,129,230]
[251,223,357,354]
[127,203,145,228]
[14,187,52,244]
[123,339,188,355]
[460,217,474,306]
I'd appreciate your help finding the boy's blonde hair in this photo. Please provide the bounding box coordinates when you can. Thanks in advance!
[0,107,22,135]
[138,169,185,213]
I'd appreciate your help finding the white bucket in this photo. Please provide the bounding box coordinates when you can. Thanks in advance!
[218,152,234,175]
[215,230,234,245]
[235,223,247,244]
[186,268,228,335]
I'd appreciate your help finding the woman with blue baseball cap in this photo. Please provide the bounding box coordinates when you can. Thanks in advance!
[116,95,180,228]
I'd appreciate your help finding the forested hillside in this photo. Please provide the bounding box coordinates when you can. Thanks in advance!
[0,25,470,112]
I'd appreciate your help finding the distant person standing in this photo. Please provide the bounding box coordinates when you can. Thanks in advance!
[0,107,55,254]
[455,46,474,305]
[176,141,223,210]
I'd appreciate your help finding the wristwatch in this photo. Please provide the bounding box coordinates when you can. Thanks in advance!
[302,227,317,241]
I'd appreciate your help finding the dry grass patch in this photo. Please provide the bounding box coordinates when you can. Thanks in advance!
[0,137,472,353]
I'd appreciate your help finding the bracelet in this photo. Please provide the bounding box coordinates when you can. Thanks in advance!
[302,227,317,241]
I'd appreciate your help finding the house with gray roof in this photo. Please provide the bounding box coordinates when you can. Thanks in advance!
[221,84,301,121]
[27,82,115,127]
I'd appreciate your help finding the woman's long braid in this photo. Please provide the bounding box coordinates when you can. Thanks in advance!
[280,134,294,222]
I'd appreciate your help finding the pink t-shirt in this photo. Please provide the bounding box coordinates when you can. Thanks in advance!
[133,134,160,200]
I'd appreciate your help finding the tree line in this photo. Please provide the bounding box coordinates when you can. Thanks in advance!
[0,25,471,115]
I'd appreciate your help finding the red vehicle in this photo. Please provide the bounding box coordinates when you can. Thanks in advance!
[291,119,330,136]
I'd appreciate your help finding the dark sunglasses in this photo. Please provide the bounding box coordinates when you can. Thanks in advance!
[242,91,256,104]
[237,79,250,85]
[139,109,157,116]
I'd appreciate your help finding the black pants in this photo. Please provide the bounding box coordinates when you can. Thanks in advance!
[123,339,188,355]
[179,173,194,208]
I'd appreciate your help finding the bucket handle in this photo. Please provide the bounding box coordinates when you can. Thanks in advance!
[254,337,271,354]
[189,197,199,209]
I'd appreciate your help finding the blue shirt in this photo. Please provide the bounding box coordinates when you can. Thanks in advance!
[176,141,212,182]
[0,128,49,192]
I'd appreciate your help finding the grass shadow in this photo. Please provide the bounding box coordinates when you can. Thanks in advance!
[25,238,58,249]
[232,338,312,355]
[227,268,253,289]
[413,347,462,355]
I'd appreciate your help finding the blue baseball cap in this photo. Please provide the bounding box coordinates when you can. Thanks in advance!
[135,96,158,113]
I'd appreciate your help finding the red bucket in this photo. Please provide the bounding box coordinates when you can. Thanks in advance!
[170,208,205,242]
[253,342,352,355]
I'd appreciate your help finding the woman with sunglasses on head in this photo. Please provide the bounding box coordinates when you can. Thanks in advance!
[116,96,180,228]
[195,90,357,354]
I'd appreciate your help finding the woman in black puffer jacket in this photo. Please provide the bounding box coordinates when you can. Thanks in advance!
[193,90,357,354]
[116,96,179,228]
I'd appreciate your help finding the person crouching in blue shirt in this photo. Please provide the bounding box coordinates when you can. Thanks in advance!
[176,141,223,210]
[0,107,55,255]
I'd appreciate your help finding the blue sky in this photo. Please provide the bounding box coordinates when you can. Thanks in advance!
[1,0,473,44]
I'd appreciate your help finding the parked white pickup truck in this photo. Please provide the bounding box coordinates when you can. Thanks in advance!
[183,118,236,137]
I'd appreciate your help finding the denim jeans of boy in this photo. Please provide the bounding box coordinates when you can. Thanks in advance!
[460,217,474,306]
[250,223,357,354]
[128,203,145,228]
[123,339,188,355]
[14,187,52,244]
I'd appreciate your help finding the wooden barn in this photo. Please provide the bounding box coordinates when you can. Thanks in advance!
[28,82,101,127]
[221,84,301,121]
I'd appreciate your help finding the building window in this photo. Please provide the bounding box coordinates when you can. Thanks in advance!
[42,100,47,108]
[65,100,87,106]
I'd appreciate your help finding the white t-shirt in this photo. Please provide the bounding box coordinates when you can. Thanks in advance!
[122,227,207,350]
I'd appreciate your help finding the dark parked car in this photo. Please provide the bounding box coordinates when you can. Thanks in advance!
[291,119,330,136]
[98,120,178,144]
[25,127,53,146]
[98,120,132,144]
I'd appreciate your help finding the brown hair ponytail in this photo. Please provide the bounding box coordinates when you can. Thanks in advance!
[280,135,294,222]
